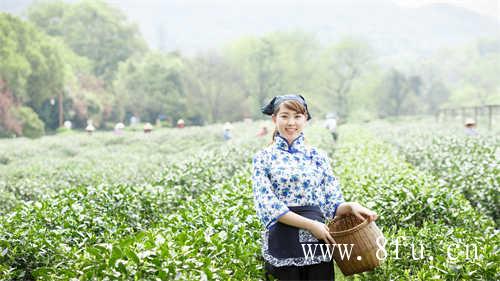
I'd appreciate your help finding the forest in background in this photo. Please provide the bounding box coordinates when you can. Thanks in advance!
[1,0,499,138]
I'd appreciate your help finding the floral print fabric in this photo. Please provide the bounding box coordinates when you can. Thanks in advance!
[252,132,345,229]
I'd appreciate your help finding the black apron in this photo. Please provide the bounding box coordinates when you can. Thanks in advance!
[268,205,327,259]
[265,205,334,281]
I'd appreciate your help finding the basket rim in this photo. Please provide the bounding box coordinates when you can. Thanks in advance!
[328,215,370,237]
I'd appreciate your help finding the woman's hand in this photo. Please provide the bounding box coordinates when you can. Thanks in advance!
[277,212,336,244]
[307,220,336,244]
[336,202,378,223]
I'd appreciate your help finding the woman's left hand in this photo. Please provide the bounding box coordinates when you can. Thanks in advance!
[337,202,378,223]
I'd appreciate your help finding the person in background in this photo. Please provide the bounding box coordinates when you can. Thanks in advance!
[85,120,95,135]
[114,123,125,135]
[223,122,233,141]
[464,118,478,136]
[177,119,185,129]
[63,120,72,130]
[257,125,269,137]
[324,113,338,142]
[130,115,139,126]
[143,122,153,133]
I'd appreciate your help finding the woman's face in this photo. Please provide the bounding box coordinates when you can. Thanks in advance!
[272,104,307,144]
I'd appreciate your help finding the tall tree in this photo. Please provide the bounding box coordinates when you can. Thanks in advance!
[428,38,500,107]
[410,61,450,114]
[251,38,283,108]
[185,51,246,124]
[0,13,64,134]
[320,38,372,119]
[377,69,422,117]
[226,36,284,117]
[28,0,147,82]
[113,52,188,124]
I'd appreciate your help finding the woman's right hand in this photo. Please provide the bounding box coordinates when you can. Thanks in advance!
[307,220,336,245]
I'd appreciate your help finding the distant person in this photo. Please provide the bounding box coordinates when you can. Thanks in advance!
[130,115,139,126]
[114,123,125,135]
[177,119,185,129]
[85,120,95,135]
[156,114,167,127]
[143,122,153,133]
[324,114,338,142]
[256,126,268,137]
[63,120,72,130]
[464,118,478,136]
[223,122,233,141]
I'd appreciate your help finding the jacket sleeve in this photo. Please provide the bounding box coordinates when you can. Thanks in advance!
[319,151,345,220]
[252,151,290,229]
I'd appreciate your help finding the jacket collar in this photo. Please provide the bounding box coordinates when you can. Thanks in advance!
[274,132,307,154]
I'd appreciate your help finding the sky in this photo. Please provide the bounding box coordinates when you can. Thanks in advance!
[100,0,499,53]
[105,0,500,22]
[394,0,499,20]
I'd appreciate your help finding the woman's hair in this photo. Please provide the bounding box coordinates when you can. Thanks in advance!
[271,100,308,143]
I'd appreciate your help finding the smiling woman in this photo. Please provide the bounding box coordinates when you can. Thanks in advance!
[270,96,310,144]
[252,94,378,280]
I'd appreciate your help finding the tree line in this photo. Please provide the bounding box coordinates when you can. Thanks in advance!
[1,0,499,138]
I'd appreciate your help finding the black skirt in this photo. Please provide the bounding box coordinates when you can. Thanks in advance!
[265,260,334,281]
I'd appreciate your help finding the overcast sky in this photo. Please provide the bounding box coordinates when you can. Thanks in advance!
[105,0,499,21]
[100,0,499,53]
[394,0,499,20]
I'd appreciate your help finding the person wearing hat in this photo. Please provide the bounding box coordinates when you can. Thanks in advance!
[223,122,233,141]
[252,94,378,280]
[324,113,338,142]
[85,119,95,135]
[256,125,269,137]
[464,118,478,136]
[177,119,185,128]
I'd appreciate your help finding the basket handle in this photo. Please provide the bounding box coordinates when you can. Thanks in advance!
[329,215,370,237]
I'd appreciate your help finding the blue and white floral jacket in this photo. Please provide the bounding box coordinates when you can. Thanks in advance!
[251,132,345,266]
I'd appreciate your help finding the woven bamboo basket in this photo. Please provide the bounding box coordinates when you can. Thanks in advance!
[327,215,385,276]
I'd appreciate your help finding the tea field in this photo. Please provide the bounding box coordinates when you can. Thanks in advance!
[0,119,498,280]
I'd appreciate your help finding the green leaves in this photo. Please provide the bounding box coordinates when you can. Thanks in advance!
[113,52,188,124]
[0,123,262,280]
[355,121,499,280]
[27,0,147,82]
[0,121,497,280]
